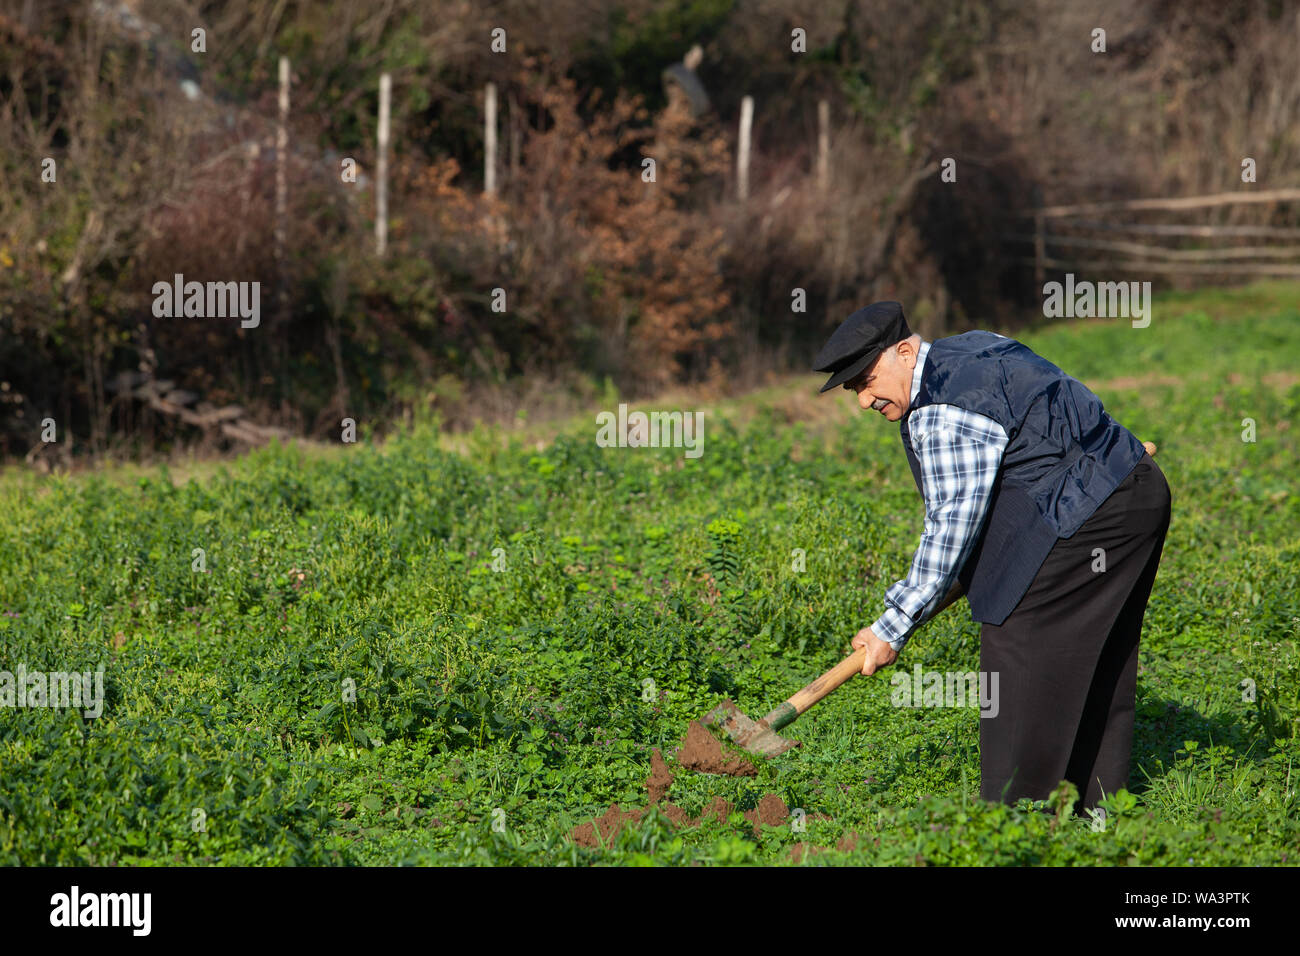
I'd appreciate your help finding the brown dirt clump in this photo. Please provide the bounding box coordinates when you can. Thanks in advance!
[646,748,674,804]
[661,804,692,827]
[569,744,794,848]
[674,719,759,777]
[697,795,735,825]
[570,804,645,848]
[744,793,789,831]
[789,843,818,863]
[789,830,861,863]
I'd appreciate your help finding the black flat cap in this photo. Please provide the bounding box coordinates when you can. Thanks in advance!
[813,301,912,393]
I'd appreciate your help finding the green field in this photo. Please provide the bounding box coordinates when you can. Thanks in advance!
[2,284,1298,866]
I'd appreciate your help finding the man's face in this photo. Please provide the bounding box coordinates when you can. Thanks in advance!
[845,338,918,422]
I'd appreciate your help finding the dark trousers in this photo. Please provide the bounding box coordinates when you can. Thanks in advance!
[978,453,1171,812]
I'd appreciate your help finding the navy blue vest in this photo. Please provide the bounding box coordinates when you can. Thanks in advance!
[899,331,1146,625]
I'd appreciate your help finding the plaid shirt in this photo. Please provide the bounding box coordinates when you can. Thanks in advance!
[870,340,1009,652]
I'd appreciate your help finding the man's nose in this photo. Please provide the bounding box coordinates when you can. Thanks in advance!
[857,390,872,410]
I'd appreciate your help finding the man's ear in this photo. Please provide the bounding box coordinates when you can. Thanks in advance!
[902,335,921,365]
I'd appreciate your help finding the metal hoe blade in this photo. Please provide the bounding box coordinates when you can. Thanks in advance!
[703,700,801,757]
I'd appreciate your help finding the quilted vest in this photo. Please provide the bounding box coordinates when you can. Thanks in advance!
[899,331,1146,625]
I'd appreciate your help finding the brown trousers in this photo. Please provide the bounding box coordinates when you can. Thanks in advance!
[978,453,1171,812]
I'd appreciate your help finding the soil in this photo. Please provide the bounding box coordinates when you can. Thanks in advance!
[789,842,823,863]
[570,804,646,848]
[646,748,674,803]
[789,830,863,863]
[673,716,759,777]
[744,793,789,830]
[568,738,786,849]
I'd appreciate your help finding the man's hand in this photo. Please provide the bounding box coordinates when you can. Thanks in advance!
[851,627,898,675]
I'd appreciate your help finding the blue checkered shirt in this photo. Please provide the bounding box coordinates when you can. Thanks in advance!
[870,340,1009,652]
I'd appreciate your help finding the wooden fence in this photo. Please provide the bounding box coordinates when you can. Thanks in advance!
[1010,188,1300,283]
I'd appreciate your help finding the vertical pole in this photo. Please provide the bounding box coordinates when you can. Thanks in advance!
[817,99,830,193]
[237,142,257,259]
[1034,210,1046,289]
[509,91,521,179]
[737,95,753,201]
[376,72,391,256]
[484,81,498,196]
[275,56,289,327]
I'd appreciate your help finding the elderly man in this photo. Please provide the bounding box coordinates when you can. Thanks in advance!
[814,301,1171,813]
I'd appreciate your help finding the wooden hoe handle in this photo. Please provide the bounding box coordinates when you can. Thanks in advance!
[757,582,967,732]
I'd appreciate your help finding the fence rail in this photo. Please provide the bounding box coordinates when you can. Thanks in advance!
[1013,188,1300,284]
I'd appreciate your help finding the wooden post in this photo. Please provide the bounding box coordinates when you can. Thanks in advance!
[275,56,289,326]
[237,142,257,259]
[509,90,521,179]
[737,95,753,201]
[1034,209,1046,289]
[817,99,829,193]
[376,72,391,256]
[484,81,498,196]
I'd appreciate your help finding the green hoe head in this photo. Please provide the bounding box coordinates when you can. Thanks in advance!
[702,699,801,757]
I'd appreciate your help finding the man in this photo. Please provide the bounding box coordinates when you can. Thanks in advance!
[813,301,1171,813]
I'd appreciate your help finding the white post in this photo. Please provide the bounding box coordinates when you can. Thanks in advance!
[376,72,391,256]
[484,82,498,196]
[275,56,289,326]
[737,95,753,201]
[817,99,830,192]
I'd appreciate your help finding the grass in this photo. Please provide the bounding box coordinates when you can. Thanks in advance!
[0,281,1297,865]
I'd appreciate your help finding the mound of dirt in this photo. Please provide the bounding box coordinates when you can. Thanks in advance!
[789,842,823,863]
[570,804,646,848]
[647,748,674,804]
[745,793,789,830]
[674,718,759,777]
[789,830,863,863]
[568,744,786,848]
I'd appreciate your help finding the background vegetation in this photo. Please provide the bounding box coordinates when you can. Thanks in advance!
[4,0,1300,457]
